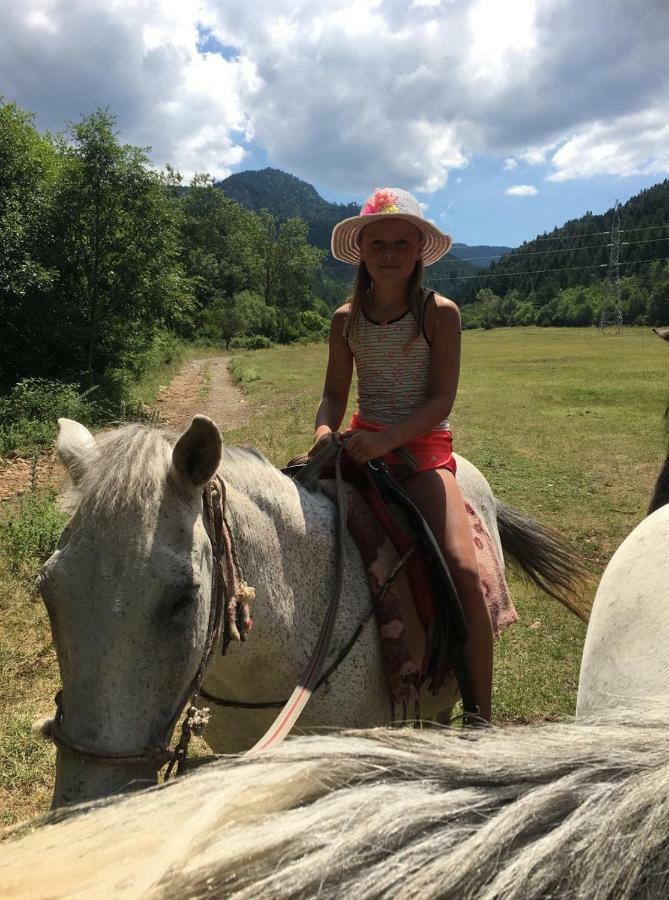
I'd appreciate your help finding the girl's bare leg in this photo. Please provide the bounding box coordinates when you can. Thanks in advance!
[403,468,493,721]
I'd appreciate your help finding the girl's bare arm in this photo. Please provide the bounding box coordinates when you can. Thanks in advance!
[313,306,354,443]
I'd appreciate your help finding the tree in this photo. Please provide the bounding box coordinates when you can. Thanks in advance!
[273,218,325,311]
[647,264,669,325]
[0,100,59,386]
[200,290,277,345]
[44,110,193,386]
[179,175,265,310]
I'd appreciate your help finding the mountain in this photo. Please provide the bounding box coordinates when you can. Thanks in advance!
[217,168,493,298]
[451,243,513,267]
[478,179,669,302]
[218,168,359,251]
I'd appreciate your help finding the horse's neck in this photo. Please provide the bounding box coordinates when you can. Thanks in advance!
[219,450,334,572]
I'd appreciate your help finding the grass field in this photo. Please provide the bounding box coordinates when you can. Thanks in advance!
[1,327,666,827]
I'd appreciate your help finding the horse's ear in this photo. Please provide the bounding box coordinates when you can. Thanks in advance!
[172,415,223,491]
[56,418,98,484]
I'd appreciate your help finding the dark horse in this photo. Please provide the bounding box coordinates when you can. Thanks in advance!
[648,326,669,514]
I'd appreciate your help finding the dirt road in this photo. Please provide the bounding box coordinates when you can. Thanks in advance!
[155,355,249,433]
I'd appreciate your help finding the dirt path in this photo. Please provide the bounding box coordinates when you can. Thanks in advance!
[0,356,248,502]
[155,355,249,432]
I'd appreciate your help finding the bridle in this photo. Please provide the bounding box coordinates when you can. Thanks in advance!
[48,450,359,771]
[50,476,232,777]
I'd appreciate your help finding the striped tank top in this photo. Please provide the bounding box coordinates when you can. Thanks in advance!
[347,291,451,432]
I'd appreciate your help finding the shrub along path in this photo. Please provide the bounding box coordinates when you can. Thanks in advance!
[0,354,248,504]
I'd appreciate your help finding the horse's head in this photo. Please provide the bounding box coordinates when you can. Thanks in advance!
[38,415,222,807]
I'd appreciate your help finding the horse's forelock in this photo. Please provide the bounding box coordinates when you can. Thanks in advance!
[69,425,273,519]
[74,425,176,518]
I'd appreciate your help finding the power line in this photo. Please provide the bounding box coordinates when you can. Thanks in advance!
[427,255,669,283]
[454,224,669,262]
[450,243,613,262]
[448,229,669,263]
[428,262,608,282]
[619,223,669,235]
[514,222,669,245]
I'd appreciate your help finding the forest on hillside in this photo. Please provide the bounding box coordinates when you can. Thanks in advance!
[219,166,669,330]
[453,181,669,328]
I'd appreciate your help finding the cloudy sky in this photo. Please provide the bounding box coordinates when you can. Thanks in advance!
[2,0,668,246]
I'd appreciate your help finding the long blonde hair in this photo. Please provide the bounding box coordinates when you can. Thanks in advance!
[343,259,426,344]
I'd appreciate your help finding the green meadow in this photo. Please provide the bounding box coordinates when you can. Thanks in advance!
[224,327,667,723]
[1,327,666,826]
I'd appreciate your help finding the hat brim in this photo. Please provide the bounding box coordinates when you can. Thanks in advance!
[331,213,452,266]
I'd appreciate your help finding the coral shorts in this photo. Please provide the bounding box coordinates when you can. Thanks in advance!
[349,413,457,476]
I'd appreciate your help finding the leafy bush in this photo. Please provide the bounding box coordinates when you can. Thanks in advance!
[228,358,262,385]
[0,378,94,424]
[0,378,96,456]
[99,328,185,420]
[300,309,329,338]
[0,489,66,582]
[200,292,278,346]
[229,335,274,350]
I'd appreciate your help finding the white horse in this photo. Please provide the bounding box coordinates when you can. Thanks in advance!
[579,326,669,715]
[38,416,584,808]
[577,486,669,717]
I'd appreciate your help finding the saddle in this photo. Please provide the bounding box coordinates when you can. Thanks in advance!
[284,440,479,717]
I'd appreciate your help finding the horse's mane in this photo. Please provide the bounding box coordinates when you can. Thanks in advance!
[70,424,272,519]
[4,718,669,899]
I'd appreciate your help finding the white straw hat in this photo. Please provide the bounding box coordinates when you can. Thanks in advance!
[331,187,452,266]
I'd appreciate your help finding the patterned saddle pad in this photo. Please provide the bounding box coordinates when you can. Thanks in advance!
[318,475,518,716]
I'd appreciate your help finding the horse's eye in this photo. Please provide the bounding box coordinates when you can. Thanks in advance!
[168,586,200,619]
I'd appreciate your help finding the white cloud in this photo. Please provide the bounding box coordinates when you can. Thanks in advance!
[547,103,669,181]
[410,0,446,9]
[1,0,668,192]
[464,0,538,84]
[519,147,549,166]
[506,184,539,196]
[0,0,258,180]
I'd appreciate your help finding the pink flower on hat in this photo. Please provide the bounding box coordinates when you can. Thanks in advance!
[361,188,399,216]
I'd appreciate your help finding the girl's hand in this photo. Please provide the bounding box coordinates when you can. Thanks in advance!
[308,430,338,458]
[342,429,393,465]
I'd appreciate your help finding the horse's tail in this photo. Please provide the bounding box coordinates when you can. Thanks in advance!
[496,501,590,622]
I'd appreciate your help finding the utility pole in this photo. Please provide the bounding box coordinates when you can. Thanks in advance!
[600,200,623,331]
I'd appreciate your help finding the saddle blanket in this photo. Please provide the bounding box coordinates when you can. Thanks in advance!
[320,479,518,713]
